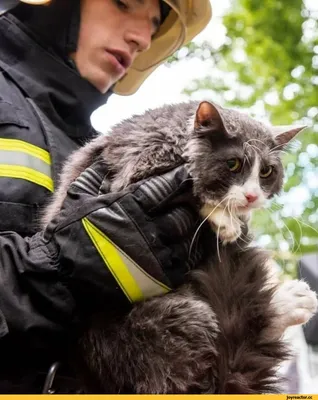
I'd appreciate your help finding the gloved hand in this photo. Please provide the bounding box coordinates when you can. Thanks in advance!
[42,161,204,312]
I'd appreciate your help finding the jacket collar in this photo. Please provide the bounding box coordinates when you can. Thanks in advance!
[0,14,111,139]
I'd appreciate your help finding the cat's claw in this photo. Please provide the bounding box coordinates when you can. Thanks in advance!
[272,280,318,330]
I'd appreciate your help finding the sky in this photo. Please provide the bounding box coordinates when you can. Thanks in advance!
[91,0,230,134]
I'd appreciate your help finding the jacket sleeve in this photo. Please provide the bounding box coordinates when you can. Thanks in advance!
[0,230,76,347]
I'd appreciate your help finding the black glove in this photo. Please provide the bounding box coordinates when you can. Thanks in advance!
[43,162,203,312]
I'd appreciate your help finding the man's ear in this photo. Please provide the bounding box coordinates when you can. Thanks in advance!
[272,125,307,148]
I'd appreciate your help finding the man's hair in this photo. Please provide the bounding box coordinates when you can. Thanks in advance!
[160,1,171,24]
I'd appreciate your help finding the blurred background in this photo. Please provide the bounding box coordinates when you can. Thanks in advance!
[91,0,318,392]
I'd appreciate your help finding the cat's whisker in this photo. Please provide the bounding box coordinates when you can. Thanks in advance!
[243,154,250,169]
[232,206,252,246]
[290,217,303,254]
[237,236,249,249]
[262,210,318,267]
[245,142,262,156]
[269,149,288,156]
[268,143,285,154]
[189,196,231,259]
[231,204,251,248]
[267,206,310,254]
[289,216,318,238]
[236,228,250,246]
[228,203,243,248]
[268,201,282,211]
[216,217,222,262]
[267,207,297,254]
[289,217,318,277]
[216,200,233,261]
[238,230,250,246]
[226,201,249,248]
[228,201,237,231]
[245,138,269,147]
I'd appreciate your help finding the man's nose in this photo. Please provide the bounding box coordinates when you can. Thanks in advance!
[125,24,152,54]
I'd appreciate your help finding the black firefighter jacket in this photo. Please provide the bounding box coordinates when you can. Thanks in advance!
[0,13,111,392]
[0,11,202,393]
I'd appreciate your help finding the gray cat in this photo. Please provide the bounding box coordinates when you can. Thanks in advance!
[44,100,303,244]
[44,101,317,393]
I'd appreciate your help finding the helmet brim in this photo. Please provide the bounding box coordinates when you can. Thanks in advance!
[114,0,212,96]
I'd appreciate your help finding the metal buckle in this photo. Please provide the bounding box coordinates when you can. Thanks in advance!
[42,361,60,394]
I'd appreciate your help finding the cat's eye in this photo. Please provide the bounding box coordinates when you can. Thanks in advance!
[227,158,241,172]
[260,165,273,178]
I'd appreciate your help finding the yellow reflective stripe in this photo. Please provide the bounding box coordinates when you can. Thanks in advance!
[0,165,54,192]
[0,139,51,164]
[82,218,143,302]
[82,217,170,303]
[0,139,53,191]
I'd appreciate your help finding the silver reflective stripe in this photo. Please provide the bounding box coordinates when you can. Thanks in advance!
[118,250,171,299]
[0,151,51,177]
[0,139,53,192]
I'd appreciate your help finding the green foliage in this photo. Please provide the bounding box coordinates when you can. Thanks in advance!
[174,0,318,275]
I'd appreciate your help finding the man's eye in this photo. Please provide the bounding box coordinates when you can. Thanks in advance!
[115,0,129,11]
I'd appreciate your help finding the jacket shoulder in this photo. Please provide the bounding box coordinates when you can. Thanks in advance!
[0,71,53,236]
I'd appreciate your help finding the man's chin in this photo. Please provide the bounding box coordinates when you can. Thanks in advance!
[81,68,114,93]
[87,76,111,93]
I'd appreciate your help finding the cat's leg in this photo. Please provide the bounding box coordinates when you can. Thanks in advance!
[262,260,317,341]
[200,204,243,244]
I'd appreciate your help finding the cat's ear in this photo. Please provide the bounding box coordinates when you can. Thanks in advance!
[272,125,307,148]
[194,101,224,132]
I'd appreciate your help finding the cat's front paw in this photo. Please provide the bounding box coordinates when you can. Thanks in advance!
[273,280,317,329]
[217,220,242,244]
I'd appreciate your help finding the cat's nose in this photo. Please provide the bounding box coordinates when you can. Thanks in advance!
[245,193,258,203]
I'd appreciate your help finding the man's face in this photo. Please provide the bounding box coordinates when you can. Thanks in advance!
[72,0,161,93]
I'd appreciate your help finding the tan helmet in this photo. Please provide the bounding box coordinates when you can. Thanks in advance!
[21,0,50,3]
[0,0,50,16]
[114,0,212,95]
[1,0,212,95]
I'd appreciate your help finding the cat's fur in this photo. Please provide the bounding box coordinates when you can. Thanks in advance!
[73,239,317,394]
[43,101,317,393]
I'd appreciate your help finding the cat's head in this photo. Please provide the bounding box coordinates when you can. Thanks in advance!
[185,101,305,216]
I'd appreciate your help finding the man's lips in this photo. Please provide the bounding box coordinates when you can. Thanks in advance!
[105,48,132,71]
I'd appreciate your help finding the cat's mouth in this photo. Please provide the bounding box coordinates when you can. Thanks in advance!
[236,204,252,213]
[236,202,263,213]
